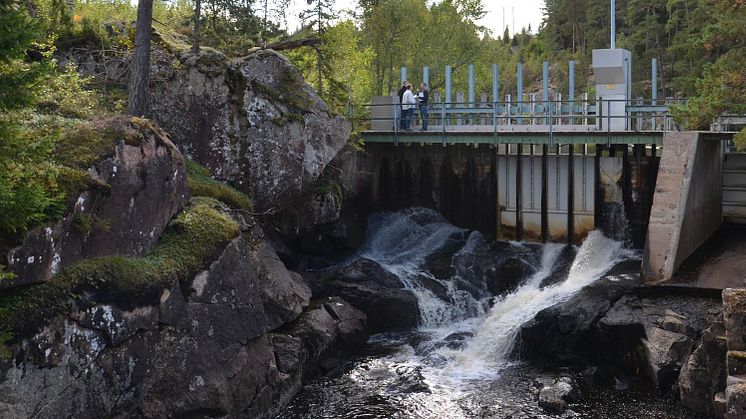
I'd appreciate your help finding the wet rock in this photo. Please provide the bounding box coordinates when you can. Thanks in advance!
[283,297,368,381]
[537,376,579,413]
[487,256,536,295]
[304,257,419,332]
[540,245,577,288]
[6,118,189,289]
[519,260,641,364]
[679,318,727,415]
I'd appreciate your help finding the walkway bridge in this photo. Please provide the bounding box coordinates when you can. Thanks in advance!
[348,60,740,283]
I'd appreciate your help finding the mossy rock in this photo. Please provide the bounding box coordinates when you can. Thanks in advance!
[185,159,252,209]
[0,197,239,347]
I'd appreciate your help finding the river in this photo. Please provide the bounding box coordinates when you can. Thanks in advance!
[279,208,701,418]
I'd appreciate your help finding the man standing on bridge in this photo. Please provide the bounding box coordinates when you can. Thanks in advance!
[398,81,409,131]
[418,82,429,131]
[402,84,416,131]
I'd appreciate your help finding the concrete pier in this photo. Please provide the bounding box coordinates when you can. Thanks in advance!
[642,132,724,282]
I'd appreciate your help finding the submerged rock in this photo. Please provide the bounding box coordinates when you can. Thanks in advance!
[537,376,579,413]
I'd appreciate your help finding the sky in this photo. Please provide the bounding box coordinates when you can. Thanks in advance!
[284,0,546,37]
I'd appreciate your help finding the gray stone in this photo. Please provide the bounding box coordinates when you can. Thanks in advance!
[679,318,727,415]
[305,257,420,332]
[642,326,694,388]
[537,376,579,414]
[5,119,189,289]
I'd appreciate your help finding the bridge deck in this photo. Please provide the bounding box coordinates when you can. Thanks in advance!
[361,128,663,145]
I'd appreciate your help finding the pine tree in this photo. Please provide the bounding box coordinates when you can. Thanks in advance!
[127,0,153,116]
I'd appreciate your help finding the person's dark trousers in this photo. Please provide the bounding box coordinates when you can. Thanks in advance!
[419,105,429,131]
[399,106,406,130]
[405,108,414,130]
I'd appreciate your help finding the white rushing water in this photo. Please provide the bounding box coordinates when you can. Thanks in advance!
[443,231,635,380]
[360,209,487,328]
[359,209,636,386]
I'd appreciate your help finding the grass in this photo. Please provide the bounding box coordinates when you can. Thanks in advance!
[185,159,252,210]
[0,197,239,344]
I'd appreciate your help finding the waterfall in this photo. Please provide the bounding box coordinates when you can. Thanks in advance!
[445,230,635,379]
[360,208,487,328]
[359,209,635,382]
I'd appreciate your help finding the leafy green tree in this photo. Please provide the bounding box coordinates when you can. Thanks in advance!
[0,0,60,248]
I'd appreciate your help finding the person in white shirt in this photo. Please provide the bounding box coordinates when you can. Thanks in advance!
[402,84,416,131]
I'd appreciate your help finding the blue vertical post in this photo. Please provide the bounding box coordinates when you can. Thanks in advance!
[445,65,452,127]
[569,60,576,124]
[423,66,430,87]
[651,59,657,104]
[445,65,452,108]
[652,58,658,130]
[468,64,476,108]
[517,62,524,123]
[400,66,407,85]
[492,64,499,104]
[542,61,549,124]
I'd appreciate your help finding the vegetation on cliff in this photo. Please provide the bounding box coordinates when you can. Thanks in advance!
[0,197,239,348]
[186,159,252,209]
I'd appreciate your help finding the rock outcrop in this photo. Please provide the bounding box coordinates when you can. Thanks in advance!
[0,225,367,419]
[145,47,350,213]
[679,318,727,416]
[304,257,419,333]
[5,118,189,289]
[723,288,746,419]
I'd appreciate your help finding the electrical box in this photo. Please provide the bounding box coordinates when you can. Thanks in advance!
[592,49,632,131]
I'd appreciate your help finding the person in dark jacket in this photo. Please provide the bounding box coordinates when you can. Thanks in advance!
[417,82,429,131]
[397,81,408,130]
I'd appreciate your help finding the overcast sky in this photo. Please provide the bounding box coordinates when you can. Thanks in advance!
[284,0,546,37]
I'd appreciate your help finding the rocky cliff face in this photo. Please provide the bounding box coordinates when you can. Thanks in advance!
[0,220,366,418]
[3,42,361,418]
[5,118,189,290]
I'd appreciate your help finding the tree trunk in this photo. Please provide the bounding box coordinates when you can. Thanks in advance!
[192,0,201,53]
[128,0,153,117]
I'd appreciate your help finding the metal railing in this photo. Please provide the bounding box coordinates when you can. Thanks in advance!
[346,98,687,136]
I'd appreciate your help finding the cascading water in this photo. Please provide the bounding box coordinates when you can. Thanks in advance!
[280,209,694,419]
[360,208,488,327]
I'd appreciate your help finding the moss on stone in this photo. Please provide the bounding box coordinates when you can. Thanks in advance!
[186,159,252,210]
[72,213,94,235]
[0,197,239,345]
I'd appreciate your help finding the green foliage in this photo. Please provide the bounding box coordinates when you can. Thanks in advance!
[734,128,746,153]
[0,198,239,344]
[186,159,252,209]
[0,116,64,248]
[72,213,94,235]
[36,65,99,118]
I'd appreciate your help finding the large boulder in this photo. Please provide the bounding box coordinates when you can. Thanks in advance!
[146,47,350,212]
[304,257,419,332]
[518,260,641,364]
[0,223,364,419]
[5,118,189,289]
